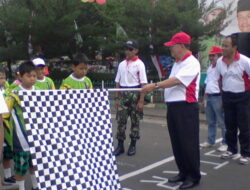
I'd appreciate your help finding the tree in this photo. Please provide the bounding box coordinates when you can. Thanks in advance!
[95,0,228,57]
[0,0,228,61]
[0,0,83,60]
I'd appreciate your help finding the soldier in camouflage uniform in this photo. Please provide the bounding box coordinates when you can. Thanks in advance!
[116,91,142,140]
[114,40,148,156]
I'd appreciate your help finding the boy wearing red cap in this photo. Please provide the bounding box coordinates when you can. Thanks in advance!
[142,32,201,189]
[200,46,227,152]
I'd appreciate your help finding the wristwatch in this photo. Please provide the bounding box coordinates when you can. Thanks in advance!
[155,83,160,89]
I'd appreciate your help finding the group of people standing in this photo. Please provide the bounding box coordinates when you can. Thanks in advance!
[0,54,93,189]
[201,34,250,166]
[114,32,250,189]
[0,31,249,190]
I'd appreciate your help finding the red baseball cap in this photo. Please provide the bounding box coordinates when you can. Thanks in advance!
[209,46,222,55]
[164,32,191,46]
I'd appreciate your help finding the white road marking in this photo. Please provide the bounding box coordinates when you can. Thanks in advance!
[214,161,230,169]
[119,156,174,181]
[140,176,180,190]
[204,150,220,157]
[119,138,223,181]
[162,171,178,174]
[201,160,229,170]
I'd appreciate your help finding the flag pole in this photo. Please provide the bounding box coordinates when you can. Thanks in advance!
[107,88,163,92]
[107,88,141,92]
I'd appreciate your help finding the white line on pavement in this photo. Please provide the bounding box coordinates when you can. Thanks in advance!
[119,138,223,181]
[119,156,174,181]
[214,161,229,169]
[163,171,207,176]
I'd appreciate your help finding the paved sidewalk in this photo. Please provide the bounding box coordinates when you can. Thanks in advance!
[0,184,18,190]
[110,103,206,122]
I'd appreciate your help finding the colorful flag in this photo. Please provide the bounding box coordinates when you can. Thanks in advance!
[151,55,167,80]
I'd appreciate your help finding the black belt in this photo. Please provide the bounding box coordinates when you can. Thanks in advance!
[207,93,221,96]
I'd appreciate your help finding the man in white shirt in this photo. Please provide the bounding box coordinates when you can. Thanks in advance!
[142,32,201,189]
[216,34,250,165]
[200,46,227,152]
[114,40,148,156]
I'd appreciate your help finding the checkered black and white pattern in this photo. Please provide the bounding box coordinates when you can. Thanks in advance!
[18,89,121,190]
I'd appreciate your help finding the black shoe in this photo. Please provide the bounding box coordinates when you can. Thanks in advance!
[127,145,136,156]
[168,175,186,183]
[179,180,199,189]
[3,176,16,184]
[113,140,124,156]
[127,139,136,156]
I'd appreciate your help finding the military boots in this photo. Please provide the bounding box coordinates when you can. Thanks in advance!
[113,140,125,156]
[127,139,136,156]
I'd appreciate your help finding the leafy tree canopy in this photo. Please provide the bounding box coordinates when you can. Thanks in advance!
[0,0,228,61]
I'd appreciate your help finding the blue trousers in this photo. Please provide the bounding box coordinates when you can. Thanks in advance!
[206,95,226,145]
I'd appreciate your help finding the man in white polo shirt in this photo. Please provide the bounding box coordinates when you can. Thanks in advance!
[142,32,201,189]
[200,46,227,152]
[216,34,250,165]
[113,40,148,156]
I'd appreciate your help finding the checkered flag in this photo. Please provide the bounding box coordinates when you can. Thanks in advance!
[18,89,121,190]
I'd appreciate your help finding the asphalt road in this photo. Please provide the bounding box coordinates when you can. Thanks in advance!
[2,110,250,190]
[114,114,250,190]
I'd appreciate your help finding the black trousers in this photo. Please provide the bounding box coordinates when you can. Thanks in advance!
[167,102,201,182]
[222,91,250,157]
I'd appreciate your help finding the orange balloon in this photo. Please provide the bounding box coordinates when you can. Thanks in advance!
[96,0,106,4]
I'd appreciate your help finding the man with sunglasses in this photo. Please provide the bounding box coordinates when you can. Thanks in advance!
[142,32,201,189]
[114,40,148,156]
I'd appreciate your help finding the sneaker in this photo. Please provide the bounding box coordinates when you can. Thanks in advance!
[239,157,250,165]
[217,144,228,152]
[200,142,214,148]
[31,188,39,190]
[3,176,16,185]
[221,151,238,159]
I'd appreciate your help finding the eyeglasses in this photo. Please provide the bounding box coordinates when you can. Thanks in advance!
[124,47,134,51]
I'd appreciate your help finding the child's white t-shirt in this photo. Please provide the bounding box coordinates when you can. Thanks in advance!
[0,92,8,114]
